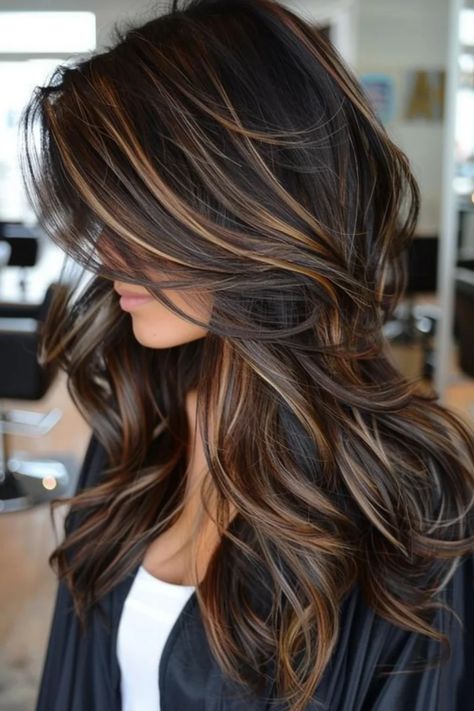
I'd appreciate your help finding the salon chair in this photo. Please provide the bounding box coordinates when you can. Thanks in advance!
[383,235,441,379]
[383,235,439,342]
[454,255,474,379]
[408,248,474,382]
[0,281,71,513]
[0,221,40,300]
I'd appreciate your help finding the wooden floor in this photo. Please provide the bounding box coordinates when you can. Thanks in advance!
[0,336,473,711]
[0,371,91,711]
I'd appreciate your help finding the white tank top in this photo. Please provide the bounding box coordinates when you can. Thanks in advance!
[117,564,196,711]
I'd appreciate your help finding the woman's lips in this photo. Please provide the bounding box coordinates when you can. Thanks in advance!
[118,294,154,311]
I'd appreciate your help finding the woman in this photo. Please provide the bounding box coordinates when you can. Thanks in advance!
[20,0,474,709]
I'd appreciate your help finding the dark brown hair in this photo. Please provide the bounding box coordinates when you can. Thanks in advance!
[20,1,474,709]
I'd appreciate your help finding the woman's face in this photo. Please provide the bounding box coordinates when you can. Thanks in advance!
[113,278,211,349]
[97,233,211,348]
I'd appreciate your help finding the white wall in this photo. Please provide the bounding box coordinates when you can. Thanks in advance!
[0,0,360,60]
[281,0,360,66]
[0,0,162,51]
[355,0,450,235]
[0,0,449,236]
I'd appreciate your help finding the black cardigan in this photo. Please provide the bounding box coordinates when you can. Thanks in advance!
[35,433,474,710]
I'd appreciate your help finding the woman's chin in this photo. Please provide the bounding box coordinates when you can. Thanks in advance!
[130,320,207,349]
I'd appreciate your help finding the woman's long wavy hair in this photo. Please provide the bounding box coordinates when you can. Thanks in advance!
[20,0,474,708]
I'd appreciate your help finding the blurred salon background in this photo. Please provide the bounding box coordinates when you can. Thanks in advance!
[0,1,473,708]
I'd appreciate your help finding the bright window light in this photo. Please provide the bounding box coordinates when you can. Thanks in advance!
[459,53,474,74]
[0,12,96,53]
[460,9,474,47]
[0,59,65,221]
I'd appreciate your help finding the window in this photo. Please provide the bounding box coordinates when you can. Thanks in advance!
[0,12,95,53]
[0,12,96,221]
